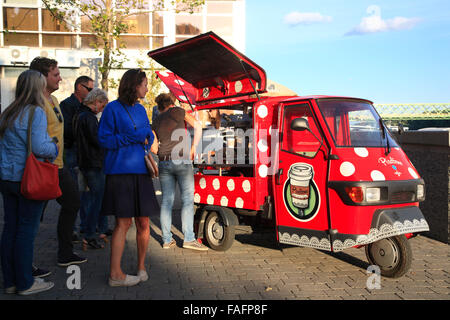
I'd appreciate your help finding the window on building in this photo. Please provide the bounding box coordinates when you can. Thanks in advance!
[206,16,233,39]
[3,0,37,4]
[152,36,164,49]
[124,13,149,34]
[207,2,233,14]
[42,9,71,32]
[42,34,76,49]
[3,7,38,30]
[152,12,163,34]
[4,32,39,46]
[176,15,202,36]
[80,35,104,49]
[120,35,150,49]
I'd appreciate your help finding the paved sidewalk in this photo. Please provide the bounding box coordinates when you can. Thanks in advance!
[0,183,448,301]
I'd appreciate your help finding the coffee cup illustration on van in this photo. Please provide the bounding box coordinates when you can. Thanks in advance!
[289,164,313,208]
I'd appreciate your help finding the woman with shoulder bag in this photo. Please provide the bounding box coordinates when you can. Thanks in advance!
[0,70,58,295]
[98,69,159,287]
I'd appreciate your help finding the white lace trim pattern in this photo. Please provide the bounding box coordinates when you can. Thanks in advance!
[332,218,429,251]
[278,218,429,252]
[279,232,332,251]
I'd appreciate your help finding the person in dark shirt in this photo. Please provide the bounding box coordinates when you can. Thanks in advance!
[73,88,108,250]
[60,76,94,179]
[60,76,93,239]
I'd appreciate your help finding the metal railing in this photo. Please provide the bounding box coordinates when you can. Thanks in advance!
[374,103,450,120]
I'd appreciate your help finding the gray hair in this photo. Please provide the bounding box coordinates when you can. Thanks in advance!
[83,88,108,105]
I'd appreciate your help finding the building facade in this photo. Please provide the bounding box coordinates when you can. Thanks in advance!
[0,0,246,110]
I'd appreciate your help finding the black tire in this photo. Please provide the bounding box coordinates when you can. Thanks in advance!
[365,235,412,278]
[204,211,235,251]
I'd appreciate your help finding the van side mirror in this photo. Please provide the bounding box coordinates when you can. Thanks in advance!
[291,118,310,131]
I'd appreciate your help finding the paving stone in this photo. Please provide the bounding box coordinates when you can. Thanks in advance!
[0,196,448,301]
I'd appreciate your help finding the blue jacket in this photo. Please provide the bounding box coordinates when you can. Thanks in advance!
[98,99,153,175]
[0,106,58,182]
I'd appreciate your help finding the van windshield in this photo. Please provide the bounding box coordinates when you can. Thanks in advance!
[317,99,398,148]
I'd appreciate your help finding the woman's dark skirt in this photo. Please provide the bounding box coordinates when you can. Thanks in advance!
[101,174,159,218]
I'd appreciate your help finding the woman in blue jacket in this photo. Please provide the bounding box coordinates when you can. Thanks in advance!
[0,70,58,295]
[98,69,158,287]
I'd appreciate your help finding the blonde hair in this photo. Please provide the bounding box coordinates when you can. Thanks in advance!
[0,70,46,137]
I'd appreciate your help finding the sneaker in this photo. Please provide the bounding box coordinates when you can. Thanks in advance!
[5,286,16,294]
[138,270,149,282]
[108,274,140,287]
[183,240,208,251]
[57,253,87,267]
[32,265,51,278]
[18,278,54,296]
[162,238,176,249]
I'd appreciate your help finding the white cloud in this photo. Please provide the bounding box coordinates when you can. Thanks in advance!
[284,11,332,26]
[346,5,420,36]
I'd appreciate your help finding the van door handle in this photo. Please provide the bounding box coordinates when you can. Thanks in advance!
[275,169,283,185]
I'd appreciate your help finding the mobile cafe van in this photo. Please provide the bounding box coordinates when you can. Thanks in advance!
[148,32,429,278]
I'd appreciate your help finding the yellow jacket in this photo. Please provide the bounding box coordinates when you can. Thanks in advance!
[43,95,64,168]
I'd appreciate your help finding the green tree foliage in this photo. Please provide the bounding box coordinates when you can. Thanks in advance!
[42,0,204,91]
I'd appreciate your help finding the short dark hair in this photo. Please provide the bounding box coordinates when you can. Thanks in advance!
[155,93,175,111]
[118,69,147,106]
[74,76,93,92]
[29,56,58,77]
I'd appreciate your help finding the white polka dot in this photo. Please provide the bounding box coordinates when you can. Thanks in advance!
[242,180,251,193]
[257,139,268,153]
[268,126,273,135]
[194,193,200,203]
[259,165,268,178]
[227,179,235,191]
[354,147,369,158]
[174,79,184,85]
[178,95,188,101]
[257,105,268,118]
[199,178,206,189]
[371,170,385,181]
[159,71,169,77]
[235,80,243,93]
[207,195,214,205]
[220,196,228,207]
[213,178,220,190]
[235,197,244,208]
[340,162,355,177]
[408,167,419,179]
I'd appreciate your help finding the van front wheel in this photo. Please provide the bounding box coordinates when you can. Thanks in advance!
[204,211,235,251]
[365,235,412,278]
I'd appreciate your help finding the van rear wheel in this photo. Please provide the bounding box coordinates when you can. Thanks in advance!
[365,235,412,278]
[204,211,235,251]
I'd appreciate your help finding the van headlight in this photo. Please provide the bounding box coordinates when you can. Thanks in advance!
[416,184,425,201]
[366,188,381,202]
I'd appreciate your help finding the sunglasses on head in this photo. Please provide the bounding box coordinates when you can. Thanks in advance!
[81,84,93,92]
[53,107,63,123]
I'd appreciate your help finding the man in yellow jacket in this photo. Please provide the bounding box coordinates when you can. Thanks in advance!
[30,57,86,267]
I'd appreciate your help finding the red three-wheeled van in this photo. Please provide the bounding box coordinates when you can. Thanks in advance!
[148,32,429,278]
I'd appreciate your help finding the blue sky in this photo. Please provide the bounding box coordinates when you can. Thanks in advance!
[245,0,450,103]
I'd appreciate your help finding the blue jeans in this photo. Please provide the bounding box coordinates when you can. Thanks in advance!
[159,161,195,244]
[0,180,45,291]
[80,168,106,239]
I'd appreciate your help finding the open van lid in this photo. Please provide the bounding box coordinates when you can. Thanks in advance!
[148,31,267,104]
